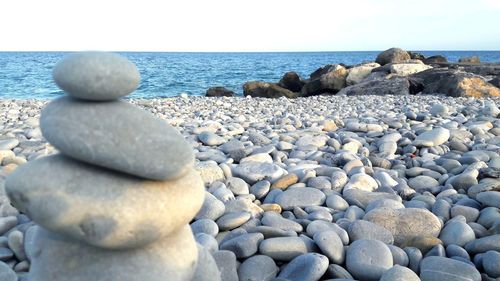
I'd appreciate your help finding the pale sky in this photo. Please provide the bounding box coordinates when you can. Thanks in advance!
[1,0,499,52]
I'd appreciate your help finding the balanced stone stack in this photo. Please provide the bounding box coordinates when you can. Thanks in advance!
[5,52,218,280]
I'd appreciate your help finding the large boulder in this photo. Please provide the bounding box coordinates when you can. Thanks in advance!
[301,64,348,96]
[408,51,426,61]
[243,81,297,98]
[459,56,480,64]
[278,72,305,92]
[390,63,432,76]
[346,63,380,85]
[206,87,235,97]
[337,76,410,96]
[375,48,411,65]
[423,55,447,65]
[409,68,500,97]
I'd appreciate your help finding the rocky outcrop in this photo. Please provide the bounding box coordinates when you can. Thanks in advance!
[409,68,500,97]
[301,64,347,96]
[408,51,426,61]
[459,56,480,64]
[243,81,297,98]
[375,48,411,65]
[346,63,380,85]
[424,55,448,64]
[390,63,432,76]
[278,71,305,92]
[338,76,410,96]
[206,86,235,97]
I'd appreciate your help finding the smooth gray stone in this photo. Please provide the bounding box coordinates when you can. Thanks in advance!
[192,245,221,281]
[465,234,500,254]
[261,212,303,233]
[380,265,420,281]
[404,247,422,273]
[439,220,476,247]
[0,247,13,261]
[388,244,409,266]
[218,229,247,246]
[326,264,354,280]
[0,139,19,150]
[482,250,500,278]
[450,205,479,222]
[196,192,226,221]
[258,237,308,261]
[249,181,271,199]
[477,207,500,229]
[344,205,365,221]
[306,220,349,245]
[0,261,17,281]
[191,219,219,237]
[347,219,394,244]
[40,96,193,180]
[343,189,401,209]
[420,256,481,281]
[275,187,326,210]
[216,212,252,231]
[246,226,297,239]
[6,154,204,249]
[325,194,349,211]
[365,198,405,213]
[408,175,439,192]
[219,232,263,258]
[476,191,500,208]
[198,131,226,146]
[29,225,198,281]
[346,239,393,281]
[432,199,451,221]
[233,161,284,184]
[313,231,344,264]
[277,253,329,281]
[425,244,445,258]
[53,52,140,100]
[213,250,239,281]
[446,245,470,260]
[225,177,249,195]
[237,255,278,281]
[195,233,219,253]
[413,127,450,147]
[7,230,27,261]
[0,216,18,236]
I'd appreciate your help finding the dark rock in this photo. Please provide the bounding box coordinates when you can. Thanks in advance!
[375,48,411,65]
[301,65,347,96]
[424,55,448,64]
[459,56,480,64]
[243,81,297,98]
[337,76,410,96]
[278,72,305,93]
[409,68,500,97]
[206,87,235,97]
[488,76,500,88]
[408,51,426,61]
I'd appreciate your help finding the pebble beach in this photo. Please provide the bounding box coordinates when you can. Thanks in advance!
[1,91,500,280]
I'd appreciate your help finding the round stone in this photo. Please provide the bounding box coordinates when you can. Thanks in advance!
[364,207,442,246]
[420,256,481,281]
[40,96,194,181]
[225,177,249,195]
[348,219,394,244]
[29,225,198,281]
[274,187,326,210]
[198,131,226,146]
[346,239,393,281]
[313,230,345,264]
[195,192,225,221]
[408,175,439,192]
[277,253,329,281]
[482,250,500,278]
[6,154,205,250]
[380,265,420,281]
[53,52,140,100]
[216,212,251,231]
[439,220,476,247]
[258,237,309,261]
[0,260,17,281]
[192,245,221,281]
[233,161,284,184]
[219,233,263,258]
[413,127,450,147]
[237,255,278,281]
[191,219,219,237]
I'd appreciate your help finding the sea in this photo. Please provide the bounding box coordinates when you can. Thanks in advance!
[1,51,499,99]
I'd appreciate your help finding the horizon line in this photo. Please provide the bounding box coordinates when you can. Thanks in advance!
[1,49,500,53]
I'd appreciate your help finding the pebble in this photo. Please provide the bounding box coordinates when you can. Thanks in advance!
[225,177,249,195]
[476,191,500,208]
[261,211,303,232]
[465,234,500,254]
[439,220,476,246]
[0,216,18,236]
[40,97,194,180]
[346,239,393,281]
[274,187,326,210]
[219,232,264,258]
[258,237,309,261]
[482,250,500,278]
[326,264,354,280]
[413,127,450,147]
[191,219,219,237]
[380,265,421,281]
[192,245,221,281]
[408,175,439,192]
[52,52,140,100]
[216,212,252,231]
[0,261,17,281]
[312,230,345,264]
[233,161,284,184]
[277,253,329,281]
[420,256,481,281]
[196,192,226,221]
[198,131,226,146]
[347,219,394,244]
[237,255,278,281]
[213,250,239,281]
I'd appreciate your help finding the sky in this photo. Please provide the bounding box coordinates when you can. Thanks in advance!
[1,0,499,52]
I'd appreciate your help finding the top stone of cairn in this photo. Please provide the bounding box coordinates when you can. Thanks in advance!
[53,52,140,100]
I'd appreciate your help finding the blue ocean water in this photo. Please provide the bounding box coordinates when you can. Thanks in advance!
[1,51,499,99]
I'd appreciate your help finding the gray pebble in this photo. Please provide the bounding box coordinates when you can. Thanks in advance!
[420,256,480,281]
[277,253,329,281]
[313,230,345,264]
[237,255,278,281]
[213,250,239,281]
[347,219,394,244]
[220,232,263,258]
[346,239,393,281]
[380,265,420,281]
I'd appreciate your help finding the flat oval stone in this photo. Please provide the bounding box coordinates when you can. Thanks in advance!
[192,245,221,281]
[380,265,420,281]
[40,97,194,181]
[259,237,309,261]
[275,187,326,210]
[346,239,393,281]
[53,52,140,100]
[237,255,278,281]
[29,225,198,281]
[465,234,500,254]
[364,207,442,246]
[482,250,500,278]
[439,220,475,247]
[0,260,17,281]
[413,127,450,147]
[219,233,263,258]
[277,253,329,281]
[5,154,204,250]
[420,256,481,281]
[313,230,345,264]
[348,219,394,244]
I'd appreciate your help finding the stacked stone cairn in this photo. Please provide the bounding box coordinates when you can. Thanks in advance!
[5,52,220,280]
